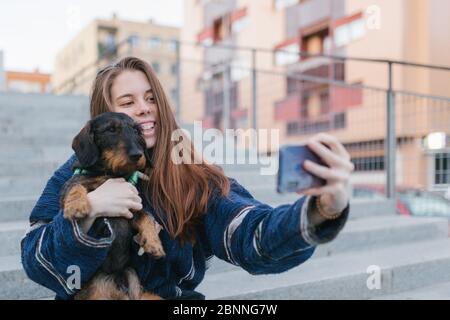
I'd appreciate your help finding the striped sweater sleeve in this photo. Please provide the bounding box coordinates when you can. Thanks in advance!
[20,154,114,299]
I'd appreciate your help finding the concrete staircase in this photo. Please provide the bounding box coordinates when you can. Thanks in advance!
[1,92,450,300]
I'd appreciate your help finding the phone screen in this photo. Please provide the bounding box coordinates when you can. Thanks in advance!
[277,145,327,194]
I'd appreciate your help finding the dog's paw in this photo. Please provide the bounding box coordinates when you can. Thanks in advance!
[63,185,91,220]
[134,231,165,258]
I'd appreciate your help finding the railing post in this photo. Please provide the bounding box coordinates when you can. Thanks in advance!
[175,40,181,124]
[251,49,258,148]
[223,63,231,131]
[386,62,396,199]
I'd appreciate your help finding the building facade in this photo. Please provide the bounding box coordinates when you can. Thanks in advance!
[53,15,180,108]
[5,69,51,93]
[180,0,450,192]
[0,51,5,91]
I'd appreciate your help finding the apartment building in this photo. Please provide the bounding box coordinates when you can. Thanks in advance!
[53,15,180,106]
[0,51,5,91]
[5,69,51,93]
[181,0,450,191]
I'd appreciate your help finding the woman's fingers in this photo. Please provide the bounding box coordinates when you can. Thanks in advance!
[299,185,336,196]
[127,199,143,211]
[120,209,134,219]
[307,140,354,172]
[303,159,349,182]
[128,183,139,195]
[313,133,351,160]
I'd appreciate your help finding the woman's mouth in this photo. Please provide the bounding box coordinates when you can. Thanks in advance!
[140,121,156,137]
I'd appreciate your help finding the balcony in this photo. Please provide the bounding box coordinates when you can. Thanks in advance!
[275,92,302,121]
[286,112,346,136]
[285,0,346,39]
[330,86,363,112]
[203,0,236,27]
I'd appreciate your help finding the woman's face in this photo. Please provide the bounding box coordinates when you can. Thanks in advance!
[110,70,158,148]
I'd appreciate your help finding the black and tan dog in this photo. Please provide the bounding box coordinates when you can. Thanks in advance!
[60,112,165,300]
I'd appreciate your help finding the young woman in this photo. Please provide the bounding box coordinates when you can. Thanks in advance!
[21,57,354,300]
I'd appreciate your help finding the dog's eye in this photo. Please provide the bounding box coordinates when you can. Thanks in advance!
[107,127,116,133]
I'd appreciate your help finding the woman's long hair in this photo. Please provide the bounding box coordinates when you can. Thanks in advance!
[90,56,230,244]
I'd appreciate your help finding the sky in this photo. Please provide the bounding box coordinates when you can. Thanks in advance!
[0,0,184,73]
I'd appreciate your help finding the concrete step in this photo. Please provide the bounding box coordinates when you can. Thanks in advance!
[0,176,50,196]
[315,215,449,257]
[198,238,450,299]
[221,162,278,174]
[0,134,75,146]
[375,281,450,300]
[0,196,38,222]
[0,91,88,109]
[225,173,277,190]
[0,127,82,140]
[205,215,450,275]
[0,160,60,177]
[0,220,28,257]
[0,118,86,137]
[0,146,72,163]
[1,209,420,259]
[0,255,54,299]
[4,216,448,299]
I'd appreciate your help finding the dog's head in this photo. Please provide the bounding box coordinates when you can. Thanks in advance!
[72,112,152,175]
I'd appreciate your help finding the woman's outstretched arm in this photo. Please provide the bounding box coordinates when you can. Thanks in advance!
[205,178,349,275]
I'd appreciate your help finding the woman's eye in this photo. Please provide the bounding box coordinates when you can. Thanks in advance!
[146,96,155,103]
[121,101,133,107]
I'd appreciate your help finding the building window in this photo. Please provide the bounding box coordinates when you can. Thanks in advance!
[275,43,300,66]
[171,63,178,75]
[351,156,385,172]
[152,62,161,74]
[105,33,116,50]
[274,0,298,10]
[128,35,140,48]
[320,90,330,114]
[148,37,161,49]
[435,153,450,185]
[302,28,329,57]
[213,15,231,43]
[170,88,178,102]
[168,39,178,52]
[333,112,346,129]
[334,18,366,48]
[231,16,249,34]
[287,77,300,95]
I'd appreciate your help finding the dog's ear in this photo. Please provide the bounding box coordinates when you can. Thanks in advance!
[72,121,99,168]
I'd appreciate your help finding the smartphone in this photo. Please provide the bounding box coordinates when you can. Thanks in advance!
[277,144,327,194]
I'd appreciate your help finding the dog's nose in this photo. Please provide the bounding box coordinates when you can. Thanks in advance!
[129,152,143,163]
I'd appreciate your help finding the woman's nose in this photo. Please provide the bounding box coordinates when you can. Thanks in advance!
[134,99,151,115]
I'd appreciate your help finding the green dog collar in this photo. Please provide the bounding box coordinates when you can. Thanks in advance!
[73,169,141,186]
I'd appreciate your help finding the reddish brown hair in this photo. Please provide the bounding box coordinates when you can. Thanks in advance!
[90,57,230,244]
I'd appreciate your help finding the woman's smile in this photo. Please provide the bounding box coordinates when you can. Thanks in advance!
[139,120,157,137]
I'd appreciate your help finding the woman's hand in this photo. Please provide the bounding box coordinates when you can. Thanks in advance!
[87,178,143,219]
[297,133,354,215]
[79,178,143,234]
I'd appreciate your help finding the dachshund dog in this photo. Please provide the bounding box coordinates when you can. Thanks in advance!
[60,112,165,300]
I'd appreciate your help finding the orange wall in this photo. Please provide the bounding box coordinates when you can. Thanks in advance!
[6,71,51,93]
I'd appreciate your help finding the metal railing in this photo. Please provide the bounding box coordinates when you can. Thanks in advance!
[53,37,450,206]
